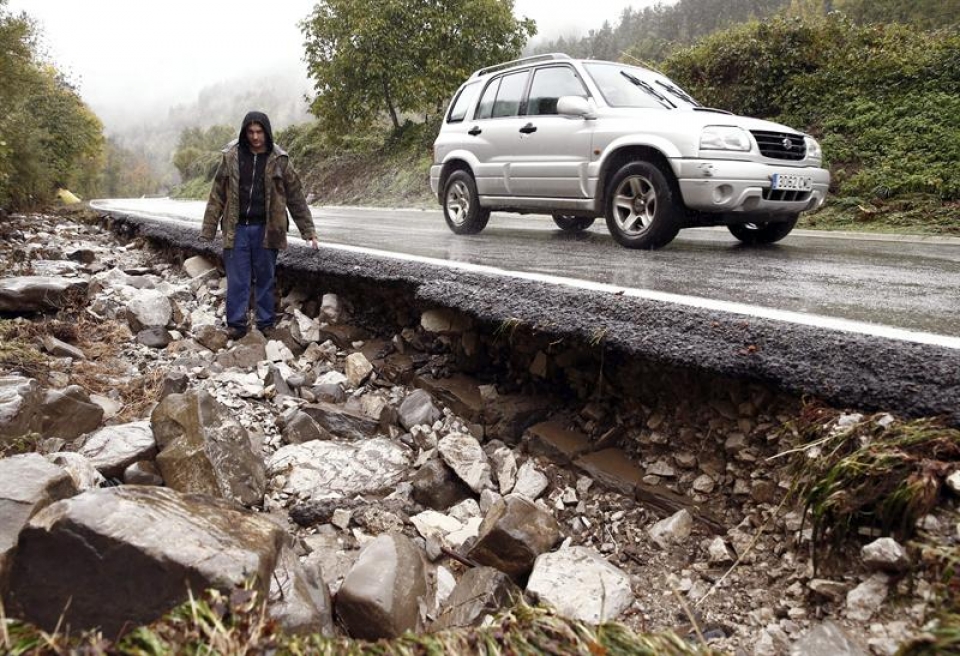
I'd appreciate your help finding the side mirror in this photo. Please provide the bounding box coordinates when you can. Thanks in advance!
[557,96,595,119]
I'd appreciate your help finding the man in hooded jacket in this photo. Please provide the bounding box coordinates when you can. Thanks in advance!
[201,110,318,339]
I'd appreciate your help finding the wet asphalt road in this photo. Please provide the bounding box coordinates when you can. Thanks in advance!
[92,199,960,424]
[94,198,960,341]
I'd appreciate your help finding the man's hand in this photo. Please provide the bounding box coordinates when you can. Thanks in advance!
[310,237,318,250]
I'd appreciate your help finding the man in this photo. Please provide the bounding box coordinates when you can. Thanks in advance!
[200,111,318,339]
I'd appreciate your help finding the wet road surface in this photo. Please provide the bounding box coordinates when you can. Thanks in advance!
[92,199,960,344]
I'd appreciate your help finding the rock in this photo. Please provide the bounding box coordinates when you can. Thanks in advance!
[89,394,122,421]
[398,389,442,431]
[41,335,85,360]
[0,453,78,584]
[67,248,96,264]
[416,374,483,424]
[4,486,285,635]
[292,308,320,344]
[137,327,173,349]
[411,459,474,510]
[182,255,217,279]
[37,386,104,440]
[513,460,549,500]
[438,432,493,493]
[707,537,735,565]
[0,276,88,313]
[301,402,379,440]
[692,474,716,494]
[946,470,960,495]
[281,410,332,444]
[344,352,374,387]
[433,566,520,630]
[410,510,463,545]
[0,374,41,442]
[46,452,105,491]
[467,494,561,580]
[336,533,427,639]
[790,620,868,656]
[151,390,266,506]
[267,438,410,499]
[490,446,518,495]
[124,460,164,486]
[159,371,189,400]
[808,578,850,602]
[267,544,335,636]
[861,537,908,573]
[845,573,889,621]
[420,308,472,333]
[649,509,693,549]
[194,324,228,352]
[125,288,172,332]
[526,546,635,623]
[77,420,157,478]
[216,331,267,369]
[320,293,341,323]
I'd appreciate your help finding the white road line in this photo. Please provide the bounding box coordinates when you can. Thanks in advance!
[92,201,960,350]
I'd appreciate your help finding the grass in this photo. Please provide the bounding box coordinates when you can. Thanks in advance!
[2,590,720,656]
[784,404,960,569]
[799,196,960,236]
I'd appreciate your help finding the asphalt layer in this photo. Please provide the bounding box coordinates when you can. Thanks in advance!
[105,212,960,426]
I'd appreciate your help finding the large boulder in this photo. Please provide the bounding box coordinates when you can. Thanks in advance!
[3,486,285,635]
[267,438,410,499]
[301,402,380,441]
[125,288,172,332]
[0,375,41,442]
[433,566,520,630]
[336,533,427,640]
[267,544,335,636]
[37,386,104,440]
[0,454,78,587]
[411,459,473,511]
[438,432,493,493]
[78,420,157,478]
[0,276,88,313]
[151,390,266,506]
[398,389,442,431]
[467,494,561,580]
[526,547,635,623]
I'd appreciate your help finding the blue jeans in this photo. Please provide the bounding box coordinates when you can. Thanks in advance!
[223,223,278,332]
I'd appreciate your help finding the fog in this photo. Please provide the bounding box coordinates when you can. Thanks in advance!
[11,0,657,131]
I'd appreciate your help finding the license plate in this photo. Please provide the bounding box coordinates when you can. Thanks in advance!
[771,173,813,191]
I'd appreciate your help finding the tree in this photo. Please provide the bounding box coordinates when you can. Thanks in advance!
[301,0,536,135]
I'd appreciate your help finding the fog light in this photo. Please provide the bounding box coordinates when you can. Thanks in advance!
[713,184,733,204]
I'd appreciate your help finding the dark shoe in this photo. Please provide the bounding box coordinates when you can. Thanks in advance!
[225,326,247,341]
[259,325,277,340]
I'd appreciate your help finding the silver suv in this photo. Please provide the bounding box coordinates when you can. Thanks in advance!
[430,54,829,249]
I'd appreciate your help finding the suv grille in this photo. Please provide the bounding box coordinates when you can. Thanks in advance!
[751,130,806,160]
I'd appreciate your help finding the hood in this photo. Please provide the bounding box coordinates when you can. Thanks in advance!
[239,110,274,153]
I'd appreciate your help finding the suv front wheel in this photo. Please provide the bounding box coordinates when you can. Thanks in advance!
[443,170,490,235]
[605,161,681,249]
[728,214,799,245]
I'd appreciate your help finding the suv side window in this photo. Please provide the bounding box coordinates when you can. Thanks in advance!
[475,78,501,120]
[527,66,587,116]
[447,81,481,123]
[486,71,529,119]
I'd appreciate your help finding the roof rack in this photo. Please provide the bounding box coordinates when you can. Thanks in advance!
[469,53,572,79]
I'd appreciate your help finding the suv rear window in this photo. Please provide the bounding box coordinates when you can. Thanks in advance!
[447,81,481,123]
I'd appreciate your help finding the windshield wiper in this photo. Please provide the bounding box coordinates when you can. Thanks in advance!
[620,71,675,109]
[655,80,700,107]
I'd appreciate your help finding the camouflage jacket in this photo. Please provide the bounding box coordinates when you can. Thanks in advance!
[200,143,315,249]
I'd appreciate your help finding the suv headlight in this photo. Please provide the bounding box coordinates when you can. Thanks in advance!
[700,126,751,152]
[804,136,822,160]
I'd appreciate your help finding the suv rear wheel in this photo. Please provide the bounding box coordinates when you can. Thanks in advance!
[728,214,798,244]
[443,170,490,235]
[552,214,596,232]
[605,161,681,249]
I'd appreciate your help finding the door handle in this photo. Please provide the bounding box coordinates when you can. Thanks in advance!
[519,123,537,134]
[468,126,482,136]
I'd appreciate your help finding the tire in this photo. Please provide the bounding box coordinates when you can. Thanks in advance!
[604,161,682,249]
[443,170,490,235]
[552,215,596,232]
[728,214,798,245]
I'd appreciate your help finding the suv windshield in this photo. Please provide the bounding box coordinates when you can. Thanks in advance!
[583,62,701,109]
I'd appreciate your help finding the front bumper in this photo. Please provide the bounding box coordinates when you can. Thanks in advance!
[675,159,830,215]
